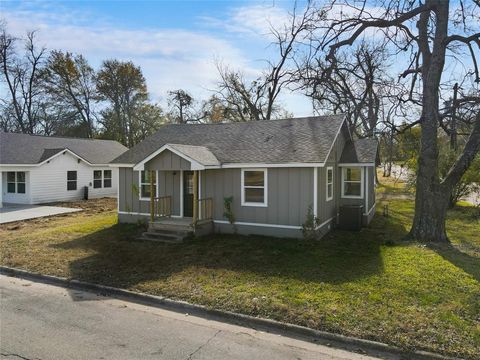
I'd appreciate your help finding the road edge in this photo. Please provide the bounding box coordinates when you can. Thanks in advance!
[0,265,459,360]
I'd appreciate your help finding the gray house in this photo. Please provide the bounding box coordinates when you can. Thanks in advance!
[111,115,378,240]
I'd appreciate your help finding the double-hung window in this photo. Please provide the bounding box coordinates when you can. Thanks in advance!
[93,170,102,188]
[7,172,26,194]
[326,167,333,201]
[140,170,156,199]
[103,170,112,188]
[67,171,77,191]
[341,167,363,198]
[93,170,112,189]
[241,169,267,207]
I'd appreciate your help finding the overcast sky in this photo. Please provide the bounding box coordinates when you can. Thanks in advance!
[1,0,313,116]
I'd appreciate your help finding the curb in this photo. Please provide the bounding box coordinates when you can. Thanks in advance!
[0,266,458,360]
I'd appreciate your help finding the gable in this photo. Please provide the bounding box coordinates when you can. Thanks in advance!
[340,139,379,164]
[145,149,191,171]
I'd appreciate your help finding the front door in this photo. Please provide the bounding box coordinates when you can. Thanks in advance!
[183,171,194,217]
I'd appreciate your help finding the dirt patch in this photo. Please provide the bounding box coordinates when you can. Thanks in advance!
[48,197,117,215]
[0,198,117,231]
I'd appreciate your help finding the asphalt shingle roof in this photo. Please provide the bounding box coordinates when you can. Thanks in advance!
[340,138,379,164]
[0,132,128,165]
[112,115,347,165]
[167,144,220,166]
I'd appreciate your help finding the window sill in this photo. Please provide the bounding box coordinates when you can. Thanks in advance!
[341,195,363,199]
[241,202,268,207]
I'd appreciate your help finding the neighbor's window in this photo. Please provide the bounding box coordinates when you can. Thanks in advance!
[93,170,102,188]
[326,167,333,201]
[342,167,363,198]
[67,171,77,191]
[7,171,26,194]
[241,169,267,206]
[93,170,112,189]
[140,170,156,198]
[103,170,112,188]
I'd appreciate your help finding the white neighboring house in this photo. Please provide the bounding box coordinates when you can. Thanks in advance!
[0,132,128,207]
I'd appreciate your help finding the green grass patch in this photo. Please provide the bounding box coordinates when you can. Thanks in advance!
[1,196,479,358]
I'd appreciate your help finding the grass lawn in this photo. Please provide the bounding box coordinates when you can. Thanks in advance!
[1,183,479,359]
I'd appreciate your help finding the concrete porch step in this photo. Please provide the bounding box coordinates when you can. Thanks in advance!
[138,231,185,244]
[149,222,193,233]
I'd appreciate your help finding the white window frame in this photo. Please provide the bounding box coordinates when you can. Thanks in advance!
[103,170,112,188]
[139,170,157,200]
[326,166,334,201]
[93,170,112,189]
[341,167,364,199]
[67,171,77,191]
[7,171,26,194]
[93,170,103,189]
[241,168,268,207]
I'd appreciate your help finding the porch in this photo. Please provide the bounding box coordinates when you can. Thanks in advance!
[141,170,213,243]
[137,146,218,241]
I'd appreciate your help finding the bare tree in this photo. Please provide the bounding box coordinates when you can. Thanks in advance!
[0,25,46,134]
[300,42,394,137]
[307,0,479,242]
[214,3,313,121]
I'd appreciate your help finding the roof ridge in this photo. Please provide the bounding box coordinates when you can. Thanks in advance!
[163,114,346,127]
[0,131,122,143]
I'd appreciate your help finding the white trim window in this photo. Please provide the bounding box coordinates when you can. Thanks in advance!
[140,170,156,199]
[67,171,77,191]
[93,170,102,188]
[93,170,112,189]
[326,167,333,201]
[7,171,26,194]
[241,168,267,207]
[103,170,112,188]
[341,167,363,198]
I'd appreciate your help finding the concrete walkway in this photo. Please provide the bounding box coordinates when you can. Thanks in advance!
[0,204,81,224]
[0,276,384,360]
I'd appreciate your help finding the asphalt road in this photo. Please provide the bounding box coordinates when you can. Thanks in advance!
[0,276,384,360]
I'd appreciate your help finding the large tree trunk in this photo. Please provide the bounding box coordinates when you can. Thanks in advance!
[409,0,450,243]
[410,188,450,242]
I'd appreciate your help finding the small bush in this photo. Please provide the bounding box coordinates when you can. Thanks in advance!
[302,205,321,240]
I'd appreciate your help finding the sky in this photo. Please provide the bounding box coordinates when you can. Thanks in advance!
[1,0,313,116]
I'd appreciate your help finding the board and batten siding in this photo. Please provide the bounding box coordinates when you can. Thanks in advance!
[145,150,190,171]
[118,167,314,230]
[118,168,182,216]
[316,123,349,225]
[202,168,313,227]
[367,166,376,213]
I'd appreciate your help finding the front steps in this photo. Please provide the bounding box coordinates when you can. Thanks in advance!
[136,218,214,243]
[137,219,193,243]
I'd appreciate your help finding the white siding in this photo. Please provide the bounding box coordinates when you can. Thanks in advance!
[7,152,119,204]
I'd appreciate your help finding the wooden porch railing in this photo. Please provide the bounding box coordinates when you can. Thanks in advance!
[154,196,172,218]
[197,197,213,221]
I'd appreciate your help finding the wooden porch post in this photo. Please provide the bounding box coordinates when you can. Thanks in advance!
[192,170,198,225]
[149,170,154,222]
